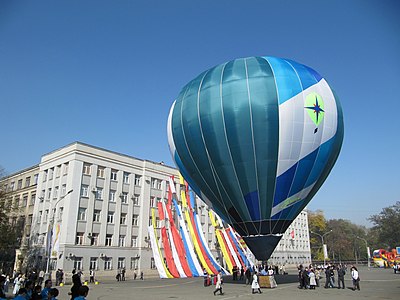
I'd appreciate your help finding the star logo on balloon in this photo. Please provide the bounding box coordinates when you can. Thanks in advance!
[305,93,325,133]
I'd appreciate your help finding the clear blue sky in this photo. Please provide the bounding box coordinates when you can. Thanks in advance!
[1,0,399,227]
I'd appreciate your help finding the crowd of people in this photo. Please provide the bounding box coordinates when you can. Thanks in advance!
[297,264,361,291]
[0,269,90,300]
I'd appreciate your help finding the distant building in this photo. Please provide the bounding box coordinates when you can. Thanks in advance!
[1,142,311,277]
[269,210,312,267]
[0,165,39,272]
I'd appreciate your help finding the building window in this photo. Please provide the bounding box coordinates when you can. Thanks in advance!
[109,190,116,202]
[132,194,140,205]
[38,211,42,223]
[54,186,59,199]
[121,192,128,204]
[110,169,118,181]
[22,195,28,207]
[25,177,31,187]
[134,175,141,186]
[76,233,84,245]
[30,193,36,205]
[56,165,61,178]
[123,172,130,184]
[132,214,139,226]
[97,166,105,178]
[93,210,101,222]
[74,257,83,270]
[27,214,33,225]
[61,184,66,196]
[105,234,112,246]
[119,235,125,247]
[49,168,54,180]
[47,188,52,200]
[90,257,98,270]
[44,209,49,222]
[43,171,47,182]
[151,178,162,190]
[34,174,39,184]
[81,185,89,197]
[63,163,69,175]
[90,233,99,246]
[131,236,138,247]
[95,188,103,200]
[150,196,155,207]
[107,212,114,224]
[131,257,138,270]
[83,163,91,175]
[120,213,127,225]
[78,208,87,221]
[17,179,23,190]
[118,257,125,269]
[104,258,112,270]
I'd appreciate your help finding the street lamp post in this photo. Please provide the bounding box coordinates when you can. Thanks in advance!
[45,189,73,280]
[356,236,370,269]
[310,230,333,267]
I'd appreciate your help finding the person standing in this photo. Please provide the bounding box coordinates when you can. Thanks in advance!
[13,275,23,296]
[55,270,61,286]
[25,280,34,299]
[31,285,42,300]
[240,267,244,281]
[3,275,10,293]
[69,270,82,300]
[329,266,335,288]
[38,271,44,287]
[89,269,95,283]
[0,275,6,299]
[48,288,59,300]
[203,269,208,287]
[308,269,316,289]
[73,286,89,300]
[315,268,320,287]
[121,268,126,281]
[251,272,262,294]
[14,288,27,300]
[324,266,331,288]
[40,280,52,299]
[213,270,223,296]
[245,268,251,285]
[351,266,360,291]
[337,264,346,289]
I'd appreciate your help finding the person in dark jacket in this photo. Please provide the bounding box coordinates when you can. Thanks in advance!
[69,270,82,300]
[324,266,331,288]
[337,265,346,289]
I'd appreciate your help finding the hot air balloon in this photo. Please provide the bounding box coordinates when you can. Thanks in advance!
[167,56,344,260]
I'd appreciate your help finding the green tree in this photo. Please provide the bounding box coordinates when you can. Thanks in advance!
[326,219,368,261]
[0,167,24,274]
[368,201,400,249]
[308,210,327,260]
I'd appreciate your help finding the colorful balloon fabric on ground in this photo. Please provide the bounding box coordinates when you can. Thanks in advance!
[167,56,344,260]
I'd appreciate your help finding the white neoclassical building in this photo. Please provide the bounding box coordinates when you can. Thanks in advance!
[1,142,311,278]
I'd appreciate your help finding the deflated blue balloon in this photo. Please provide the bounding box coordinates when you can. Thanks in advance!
[167,56,344,260]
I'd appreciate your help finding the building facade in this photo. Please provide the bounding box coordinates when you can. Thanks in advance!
[1,142,311,278]
[269,210,312,267]
[0,165,39,272]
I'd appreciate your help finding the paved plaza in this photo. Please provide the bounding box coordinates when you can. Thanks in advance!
[39,266,399,300]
